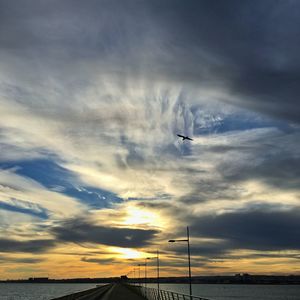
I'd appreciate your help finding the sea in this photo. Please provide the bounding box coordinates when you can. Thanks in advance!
[148,283,300,300]
[0,283,299,300]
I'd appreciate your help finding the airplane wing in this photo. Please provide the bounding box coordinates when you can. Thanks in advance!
[186,137,193,141]
[177,134,185,138]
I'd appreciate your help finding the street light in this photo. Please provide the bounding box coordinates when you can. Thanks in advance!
[145,257,151,290]
[137,264,142,287]
[156,250,160,300]
[168,226,192,299]
[133,268,137,286]
[139,257,153,298]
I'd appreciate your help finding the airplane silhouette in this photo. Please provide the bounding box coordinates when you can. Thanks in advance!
[177,134,193,141]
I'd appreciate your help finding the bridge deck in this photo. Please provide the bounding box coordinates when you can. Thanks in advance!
[51,283,146,300]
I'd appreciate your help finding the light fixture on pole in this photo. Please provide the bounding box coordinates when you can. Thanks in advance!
[137,264,143,287]
[156,250,160,300]
[168,226,192,299]
[145,257,151,289]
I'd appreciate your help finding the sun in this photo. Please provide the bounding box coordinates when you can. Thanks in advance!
[117,248,144,259]
[123,205,159,226]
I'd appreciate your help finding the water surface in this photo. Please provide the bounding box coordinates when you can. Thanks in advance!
[0,283,101,300]
[0,283,299,300]
[147,283,300,300]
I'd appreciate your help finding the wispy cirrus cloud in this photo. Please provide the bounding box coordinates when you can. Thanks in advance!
[0,198,48,219]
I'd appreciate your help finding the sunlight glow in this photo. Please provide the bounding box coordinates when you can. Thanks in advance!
[117,248,144,259]
[123,206,158,226]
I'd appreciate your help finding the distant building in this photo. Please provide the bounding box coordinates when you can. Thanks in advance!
[28,277,49,282]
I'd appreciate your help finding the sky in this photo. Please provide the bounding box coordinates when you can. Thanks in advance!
[0,0,300,279]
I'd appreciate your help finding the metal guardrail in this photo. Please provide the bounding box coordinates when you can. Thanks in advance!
[133,285,211,300]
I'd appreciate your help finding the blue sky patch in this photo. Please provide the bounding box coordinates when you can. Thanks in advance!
[0,159,122,209]
[0,199,48,219]
[63,186,122,209]
[0,159,74,190]
[192,107,293,136]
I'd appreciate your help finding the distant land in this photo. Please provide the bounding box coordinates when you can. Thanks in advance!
[2,274,300,285]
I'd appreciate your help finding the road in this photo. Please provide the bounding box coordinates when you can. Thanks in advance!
[51,283,146,300]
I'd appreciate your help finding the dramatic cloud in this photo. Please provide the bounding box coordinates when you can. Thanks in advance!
[147,1,300,122]
[0,0,299,278]
[0,255,44,264]
[1,1,300,121]
[81,257,116,265]
[191,208,300,251]
[0,198,48,219]
[0,239,55,253]
[52,218,159,248]
[217,130,300,190]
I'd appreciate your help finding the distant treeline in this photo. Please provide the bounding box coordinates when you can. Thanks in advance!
[2,274,300,284]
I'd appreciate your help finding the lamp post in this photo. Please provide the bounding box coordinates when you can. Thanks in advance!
[145,257,151,289]
[138,263,146,287]
[133,268,136,286]
[168,226,192,299]
[157,250,160,300]
[137,264,142,287]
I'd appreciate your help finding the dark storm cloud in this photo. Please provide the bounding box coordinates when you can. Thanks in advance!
[191,208,300,252]
[147,0,300,122]
[0,238,55,253]
[0,1,299,122]
[52,218,159,248]
[169,241,231,259]
[0,0,149,67]
[167,242,300,262]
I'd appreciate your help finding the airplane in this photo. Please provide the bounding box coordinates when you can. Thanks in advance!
[177,134,193,141]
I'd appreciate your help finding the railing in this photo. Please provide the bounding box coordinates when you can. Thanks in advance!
[132,285,211,300]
